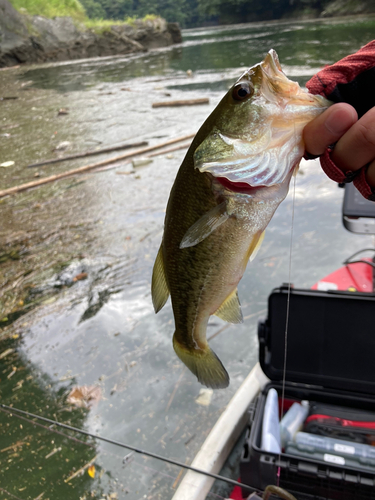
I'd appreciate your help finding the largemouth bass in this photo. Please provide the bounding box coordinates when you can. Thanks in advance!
[152,49,330,389]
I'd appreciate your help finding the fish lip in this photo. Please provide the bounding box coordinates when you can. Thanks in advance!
[237,48,282,83]
[262,49,282,74]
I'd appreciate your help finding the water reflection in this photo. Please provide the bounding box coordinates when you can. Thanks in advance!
[21,16,375,93]
[0,337,103,499]
[21,49,184,92]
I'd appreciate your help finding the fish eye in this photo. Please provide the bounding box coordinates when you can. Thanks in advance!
[232,82,253,101]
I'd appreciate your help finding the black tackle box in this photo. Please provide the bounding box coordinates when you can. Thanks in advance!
[240,285,375,500]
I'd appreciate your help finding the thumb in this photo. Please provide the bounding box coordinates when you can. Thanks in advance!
[303,103,358,157]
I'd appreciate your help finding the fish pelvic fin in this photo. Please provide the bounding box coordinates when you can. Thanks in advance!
[173,333,229,389]
[151,244,170,313]
[214,288,243,324]
[213,232,264,325]
[180,201,229,249]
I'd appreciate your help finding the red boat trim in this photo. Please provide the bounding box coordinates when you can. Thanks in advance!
[305,414,375,428]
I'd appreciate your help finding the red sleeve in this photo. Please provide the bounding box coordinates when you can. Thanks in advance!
[306,40,375,113]
[305,40,375,201]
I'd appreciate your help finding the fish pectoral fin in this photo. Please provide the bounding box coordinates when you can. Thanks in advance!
[293,161,300,177]
[180,202,229,249]
[214,288,243,324]
[151,244,170,313]
[173,333,229,389]
[248,230,265,262]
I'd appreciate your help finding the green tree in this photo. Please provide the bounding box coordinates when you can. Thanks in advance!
[98,0,134,19]
[79,0,106,18]
[136,0,190,25]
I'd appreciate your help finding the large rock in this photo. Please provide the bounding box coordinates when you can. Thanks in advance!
[0,0,182,67]
[111,17,180,49]
[0,0,32,65]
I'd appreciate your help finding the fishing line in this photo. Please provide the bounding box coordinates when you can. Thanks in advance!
[0,403,258,495]
[277,174,296,486]
[1,182,299,500]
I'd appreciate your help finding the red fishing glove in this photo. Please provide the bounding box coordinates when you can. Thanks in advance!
[305,40,375,201]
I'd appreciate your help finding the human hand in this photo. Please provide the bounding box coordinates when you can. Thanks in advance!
[303,103,375,192]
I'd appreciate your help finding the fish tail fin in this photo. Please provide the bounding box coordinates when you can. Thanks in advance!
[173,333,229,389]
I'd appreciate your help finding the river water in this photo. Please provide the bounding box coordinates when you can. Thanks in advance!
[0,16,375,500]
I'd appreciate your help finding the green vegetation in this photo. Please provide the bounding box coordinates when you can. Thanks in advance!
[83,18,127,32]
[83,14,160,33]
[9,0,86,20]
[8,0,167,32]
[9,0,375,28]
[69,0,375,27]
[78,0,191,26]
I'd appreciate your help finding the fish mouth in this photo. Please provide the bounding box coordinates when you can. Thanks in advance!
[215,176,263,194]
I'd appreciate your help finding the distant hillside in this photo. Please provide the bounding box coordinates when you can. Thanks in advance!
[7,0,375,29]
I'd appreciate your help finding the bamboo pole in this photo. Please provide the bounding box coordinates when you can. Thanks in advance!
[147,142,192,158]
[0,133,195,198]
[152,98,209,108]
[26,140,149,168]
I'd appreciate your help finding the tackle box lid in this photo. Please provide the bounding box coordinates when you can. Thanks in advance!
[258,285,375,395]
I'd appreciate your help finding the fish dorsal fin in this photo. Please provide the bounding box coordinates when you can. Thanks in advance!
[214,288,243,324]
[249,230,265,262]
[151,244,170,313]
[180,201,228,249]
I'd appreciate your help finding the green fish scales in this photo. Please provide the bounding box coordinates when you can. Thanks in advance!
[152,49,330,389]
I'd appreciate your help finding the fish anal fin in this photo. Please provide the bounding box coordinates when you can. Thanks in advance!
[151,244,170,313]
[248,230,265,262]
[180,201,229,249]
[173,333,229,389]
[214,288,243,324]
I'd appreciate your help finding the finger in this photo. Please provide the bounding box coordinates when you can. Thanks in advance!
[332,107,375,174]
[303,103,357,157]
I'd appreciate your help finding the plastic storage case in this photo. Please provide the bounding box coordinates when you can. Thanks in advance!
[240,285,375,500]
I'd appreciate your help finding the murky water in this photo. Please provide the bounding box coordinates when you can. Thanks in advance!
[1,16,375,500]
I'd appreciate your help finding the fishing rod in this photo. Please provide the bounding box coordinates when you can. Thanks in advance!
[1,404,297,499]
[0,403,257,494]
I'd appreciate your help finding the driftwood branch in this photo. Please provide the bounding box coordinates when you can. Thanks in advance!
[83,141,192,174]
[147,142,191,158]
[152,98,209,108]
[27,141,148,168]
[0,133,195,198]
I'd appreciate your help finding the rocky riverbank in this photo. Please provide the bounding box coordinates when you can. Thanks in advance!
[0,0,182,67]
